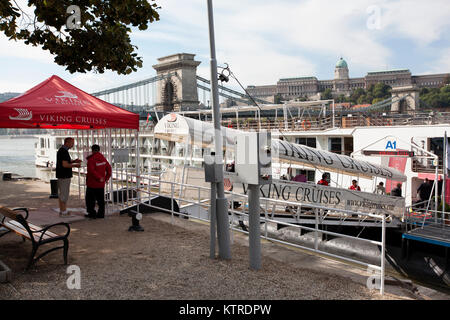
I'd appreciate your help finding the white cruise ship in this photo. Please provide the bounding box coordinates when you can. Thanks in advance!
[35,102,450,210]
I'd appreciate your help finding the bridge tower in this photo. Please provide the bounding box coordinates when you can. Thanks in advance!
[391,86,419,114]
[152,53,201,112]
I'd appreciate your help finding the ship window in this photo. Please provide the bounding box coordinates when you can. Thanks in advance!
[343,137,354,156]
[294,169,315,182]
[329,137,342,154]
[40,138,45,148]
[430,137,450,168]
[296,137,316,148]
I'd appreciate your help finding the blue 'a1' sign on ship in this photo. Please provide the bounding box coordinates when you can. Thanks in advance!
[386,140,397,150]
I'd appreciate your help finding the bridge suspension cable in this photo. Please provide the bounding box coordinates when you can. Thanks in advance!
[196,76,268,105]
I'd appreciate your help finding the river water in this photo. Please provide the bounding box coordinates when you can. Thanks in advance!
[0,136,41,178]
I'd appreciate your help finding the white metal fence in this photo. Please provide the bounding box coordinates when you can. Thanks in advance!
[69,128,140,216]
[405,201,450,230]
[130,175,387,295]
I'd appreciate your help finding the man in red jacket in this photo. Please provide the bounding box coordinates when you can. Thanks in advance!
[349,179,361,191]
[86,144,112,219]
[317,173,329,186]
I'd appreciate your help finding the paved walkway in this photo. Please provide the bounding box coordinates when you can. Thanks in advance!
[26,207,87,226]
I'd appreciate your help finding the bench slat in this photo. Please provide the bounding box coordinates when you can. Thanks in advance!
[4,220,59,242]
[2,221,30,239]
[0,206,69,270]
[1,206,63,243]
[9,220,58,238]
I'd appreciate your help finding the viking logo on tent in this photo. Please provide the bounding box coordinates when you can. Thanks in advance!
[43,91,90,106]
[55,91,78,99]
[9,108,33,121]
[168,113,177,122]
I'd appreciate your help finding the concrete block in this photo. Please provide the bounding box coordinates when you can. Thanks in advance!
[0,260,12,283]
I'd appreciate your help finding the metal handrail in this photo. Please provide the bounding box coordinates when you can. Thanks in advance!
[70,168,388,295]
[138,176,386,295]
[404,203,450,230]
[215,112,450,133]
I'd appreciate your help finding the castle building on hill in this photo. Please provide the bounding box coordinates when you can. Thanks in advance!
[246,58,449,102]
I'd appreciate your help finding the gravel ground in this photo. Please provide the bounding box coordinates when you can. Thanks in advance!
[1,214,404,300]
[0,178,409,300]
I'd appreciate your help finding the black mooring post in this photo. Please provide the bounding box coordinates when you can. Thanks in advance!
[128,210,144,232]
[49,179,59,199]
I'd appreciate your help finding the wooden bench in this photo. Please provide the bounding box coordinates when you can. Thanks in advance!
[0,207,70,270]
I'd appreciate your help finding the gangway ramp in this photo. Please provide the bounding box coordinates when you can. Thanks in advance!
[403,225,450,248]
[402,223,450,269]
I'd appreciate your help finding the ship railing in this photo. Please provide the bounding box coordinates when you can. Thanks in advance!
[411,158,441,173]
[123,176,387,295]
[216,110,450,133]
[221,116,334,132]
[337,112,450,128]
[405,202,450,230]
[410,140,444,173]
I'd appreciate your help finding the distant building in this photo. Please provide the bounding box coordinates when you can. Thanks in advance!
[0,92,20,103]
[246,58,450,101]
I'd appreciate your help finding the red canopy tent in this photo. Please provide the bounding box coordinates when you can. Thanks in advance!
[0,75,139,130]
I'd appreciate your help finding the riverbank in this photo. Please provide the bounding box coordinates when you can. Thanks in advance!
[0,177,448,300]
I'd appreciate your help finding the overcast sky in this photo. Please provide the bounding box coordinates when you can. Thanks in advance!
[1,0,449,94]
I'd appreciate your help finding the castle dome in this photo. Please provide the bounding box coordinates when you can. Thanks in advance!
[336,57,348,69]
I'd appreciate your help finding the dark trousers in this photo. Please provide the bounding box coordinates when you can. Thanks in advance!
[86,187,105,218]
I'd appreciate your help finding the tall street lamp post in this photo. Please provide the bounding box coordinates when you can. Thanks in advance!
[206,0,231,260]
